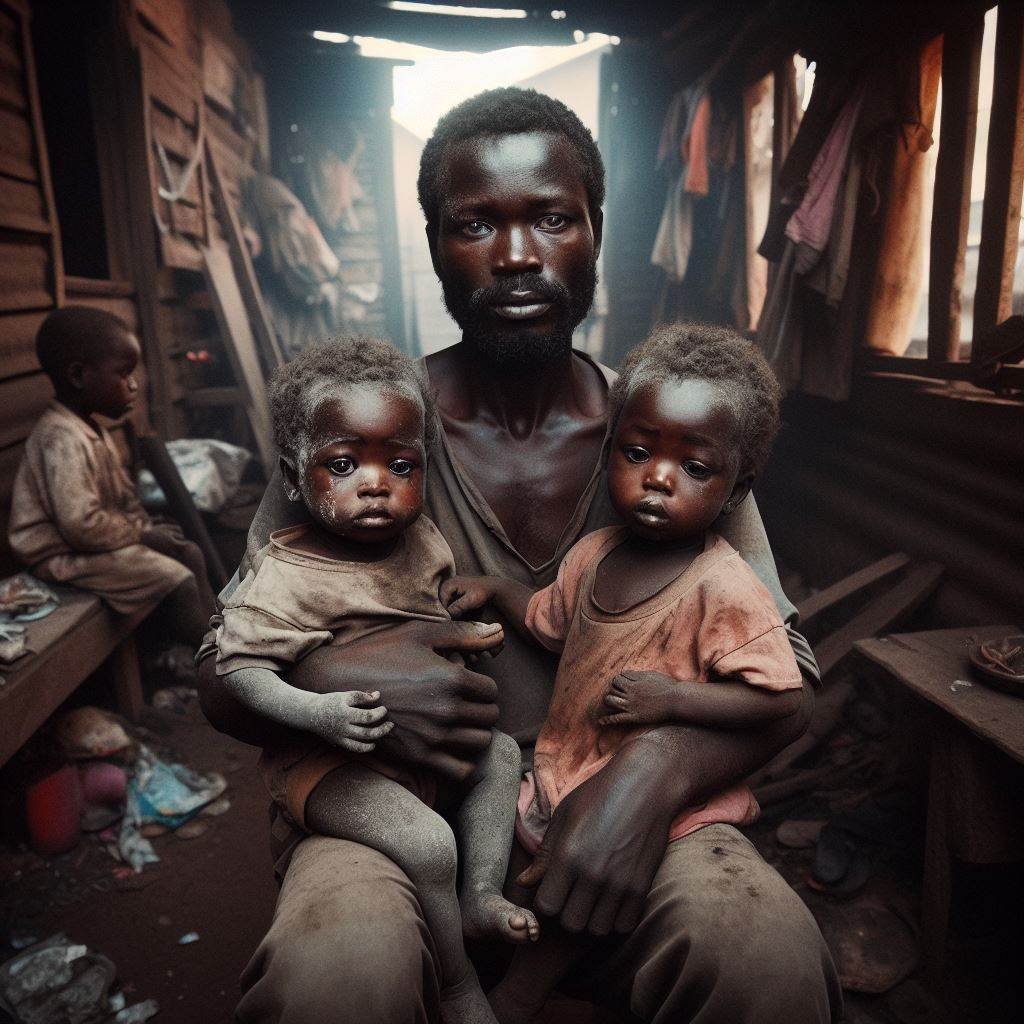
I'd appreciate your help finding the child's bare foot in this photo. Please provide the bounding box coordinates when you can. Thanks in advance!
[440,971,500,1024]
[461,892,540,944]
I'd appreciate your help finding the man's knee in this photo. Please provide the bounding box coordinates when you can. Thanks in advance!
[624,827,841,1022]
[238,837,440,1023]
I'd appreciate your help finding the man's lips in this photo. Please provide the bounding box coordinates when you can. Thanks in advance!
[491,291,553,321]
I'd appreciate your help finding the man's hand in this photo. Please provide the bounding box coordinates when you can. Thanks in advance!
[518,740,675,938]
[287,619,504,782]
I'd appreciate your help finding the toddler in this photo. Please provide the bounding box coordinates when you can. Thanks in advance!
[213,337,537,1024]
[443,323,805,1022]
[9,307,214,645]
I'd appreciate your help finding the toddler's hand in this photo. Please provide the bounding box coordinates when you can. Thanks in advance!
[598,670,681,727]
[307,690,393,753]
[441,576,496,618]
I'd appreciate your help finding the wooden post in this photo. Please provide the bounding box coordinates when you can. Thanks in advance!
[108,633,144,722]
[973,2,1024,358]
[928,17,984,363]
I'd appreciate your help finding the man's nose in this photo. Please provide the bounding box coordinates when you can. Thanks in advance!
[494,225,542,275]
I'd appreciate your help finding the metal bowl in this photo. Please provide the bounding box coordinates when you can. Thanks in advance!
[969,635,1024,697]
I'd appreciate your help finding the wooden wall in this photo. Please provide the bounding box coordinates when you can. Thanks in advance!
[757,376,1024,629]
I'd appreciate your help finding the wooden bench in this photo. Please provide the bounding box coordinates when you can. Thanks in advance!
[0,587,156,769]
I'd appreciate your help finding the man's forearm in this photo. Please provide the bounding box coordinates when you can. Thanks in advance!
[615,674,814,809]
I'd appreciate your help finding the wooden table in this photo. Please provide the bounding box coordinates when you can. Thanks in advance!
[855,626,1024,978]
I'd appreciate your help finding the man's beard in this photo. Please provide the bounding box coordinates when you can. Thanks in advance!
[441,264,597,373]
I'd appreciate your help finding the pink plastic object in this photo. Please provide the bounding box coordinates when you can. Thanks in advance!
[78,762,128,805]
[26,764,81,855]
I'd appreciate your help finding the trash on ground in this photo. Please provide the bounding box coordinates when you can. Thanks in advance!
[55,708,131,760]
[137,437,252,513]
[114,745,226,872]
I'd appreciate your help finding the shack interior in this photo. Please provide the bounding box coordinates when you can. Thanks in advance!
[0,1,1022,1022]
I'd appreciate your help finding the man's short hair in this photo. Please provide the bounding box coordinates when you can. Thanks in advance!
[609,322,783,478]
[267,336,436,461]
[35,306,132,385]
[417,87,605,235]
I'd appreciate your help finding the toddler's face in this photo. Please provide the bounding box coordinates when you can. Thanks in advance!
[293,384,426,545]
[608,377,746,543]
[79,330,141,420]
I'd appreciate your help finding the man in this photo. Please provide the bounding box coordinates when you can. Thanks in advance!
[200,88,841,1022]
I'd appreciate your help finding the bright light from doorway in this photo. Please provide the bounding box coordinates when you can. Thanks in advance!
[386,2,528,17]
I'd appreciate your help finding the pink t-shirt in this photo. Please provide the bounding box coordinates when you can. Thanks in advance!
[516,527,803,853]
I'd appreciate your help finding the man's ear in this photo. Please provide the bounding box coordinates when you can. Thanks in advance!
[592,207,603,260]
[425,222,442,279]
[721,474,753,516]
[279,455,302,503]
[66,361,87,392]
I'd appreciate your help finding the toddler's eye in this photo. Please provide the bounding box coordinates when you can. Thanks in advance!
[623,446,650,464]
[328,457,355,476]
[683,461,711,480]
[390,459,415,477]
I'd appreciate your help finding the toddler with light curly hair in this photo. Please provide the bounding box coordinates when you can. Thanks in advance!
[213,336,535,1024]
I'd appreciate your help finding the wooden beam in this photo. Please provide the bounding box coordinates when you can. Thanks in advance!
[973,2,1024,357]
[928,18,984,362]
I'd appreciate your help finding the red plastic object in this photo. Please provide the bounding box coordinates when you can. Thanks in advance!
[26,763,82,855]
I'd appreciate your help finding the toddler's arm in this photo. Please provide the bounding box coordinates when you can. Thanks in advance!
[221,666,393,752]
[441,576,538,643]
[599,670,803,730]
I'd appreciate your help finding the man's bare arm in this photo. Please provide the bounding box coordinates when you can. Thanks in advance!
[521,674,814,936]
[198,619,503,781]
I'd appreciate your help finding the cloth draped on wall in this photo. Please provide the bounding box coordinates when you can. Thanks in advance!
[651,80,747,329]
[755,38,941,400]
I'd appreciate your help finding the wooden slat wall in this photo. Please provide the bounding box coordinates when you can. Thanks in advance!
[0,0,61,574]
[927,19,984,363]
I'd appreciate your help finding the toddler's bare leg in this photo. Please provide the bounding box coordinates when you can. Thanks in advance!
[305,764,497,1024]
[488,926,581,1024]
[458,731,539,945]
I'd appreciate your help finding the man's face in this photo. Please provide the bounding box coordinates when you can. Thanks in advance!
[429,131,600,371]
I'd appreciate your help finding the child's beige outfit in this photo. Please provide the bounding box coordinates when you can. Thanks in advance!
[8,401,190,615]
[214,517,455,826]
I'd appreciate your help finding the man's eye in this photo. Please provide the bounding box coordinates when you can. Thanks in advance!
[623,446,649,464]
[463,220,491,237]
[538,214,568,231]
[328,457,355,476]
[390,459,415,477]
[684,461,712,480]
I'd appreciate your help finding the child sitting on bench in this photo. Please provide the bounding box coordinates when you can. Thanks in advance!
[9,307,215,647]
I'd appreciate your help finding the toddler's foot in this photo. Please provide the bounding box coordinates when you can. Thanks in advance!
[440,971,499,1024]
[461,892,540,945]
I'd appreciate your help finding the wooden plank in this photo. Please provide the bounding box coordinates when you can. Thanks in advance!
[150,104,199,161]
[0,309,44,377]
[0,106,34,177]
[0,4,22,74]
[134,0,192,55]
[0,235,52,311]
[796,553,911,632]
[140,32,199,126]
[205,139,284,371]
[928,18,984,362]
[201,244,276,474]
[973,3,1024,355]
[0,173,47,232]
[813,561,943,677]
[176,384,243,407]
[854,625,1024,764]
[0,369,50,447]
